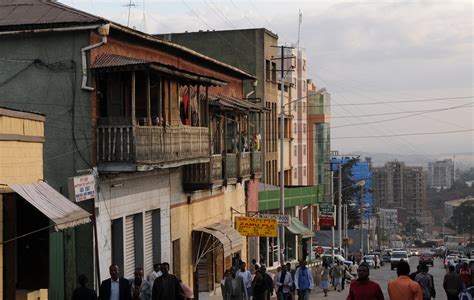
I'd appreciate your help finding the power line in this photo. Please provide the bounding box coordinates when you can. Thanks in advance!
[332,129,473,140]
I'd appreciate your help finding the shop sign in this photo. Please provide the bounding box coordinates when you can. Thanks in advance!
[319,217,335,227]
[235,217,278,237]
[69,174,95,202]
[319,203,335,214]
[251,213,290,226]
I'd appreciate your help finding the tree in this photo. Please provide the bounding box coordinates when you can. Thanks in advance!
[449,200,474,242]
[332,157,364,229]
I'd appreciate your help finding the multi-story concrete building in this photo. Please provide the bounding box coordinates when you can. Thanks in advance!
[373,161,431,228]
[428,159,455,189]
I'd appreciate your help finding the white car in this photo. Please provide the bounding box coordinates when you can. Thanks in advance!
[320,254,353,267]
[362,255,376,268]
[391,251,409,270]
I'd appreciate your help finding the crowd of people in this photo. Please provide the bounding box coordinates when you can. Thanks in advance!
[71,262,193,300]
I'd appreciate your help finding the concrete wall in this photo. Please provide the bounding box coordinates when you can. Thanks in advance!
[170,183,248,290]
[96,169,172,280]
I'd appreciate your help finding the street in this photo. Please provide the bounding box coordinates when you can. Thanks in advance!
[309,257,448,299]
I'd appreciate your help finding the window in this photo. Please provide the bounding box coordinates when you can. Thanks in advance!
[304,166,307,176]
[172,239,181,279]
[302,102,306,113]
[294,145,297,156]
[266,60,271,81]
[303,145,306,155]
[294,168,297,179]
[303,124,306,133]
[303,59,307,70]
[272,62,277,82]
[293,123,296,135]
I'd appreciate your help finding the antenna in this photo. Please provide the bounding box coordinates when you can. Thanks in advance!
[142,0,147,32]
[123,0,137,27]
[297,9,302,51]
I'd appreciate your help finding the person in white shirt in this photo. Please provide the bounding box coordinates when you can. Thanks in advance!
[147,264,162,289]
[236,262,253,298]
[274,265,293,300]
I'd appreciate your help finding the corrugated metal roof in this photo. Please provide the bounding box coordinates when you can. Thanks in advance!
[91,54,148,69]
[209,94,266,112]
[0,0,102,28]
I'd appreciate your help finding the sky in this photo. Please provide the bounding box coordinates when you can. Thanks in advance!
[62,0,473,158]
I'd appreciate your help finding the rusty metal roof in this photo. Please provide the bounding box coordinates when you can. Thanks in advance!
[91,54,228,86]
[0,0,102,29]
[209,94,266,112]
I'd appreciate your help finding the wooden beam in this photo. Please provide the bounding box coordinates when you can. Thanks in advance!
[131,71,136,125]
[146,72,151,126]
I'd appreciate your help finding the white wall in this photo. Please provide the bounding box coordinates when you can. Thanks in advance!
[95,169,171,281]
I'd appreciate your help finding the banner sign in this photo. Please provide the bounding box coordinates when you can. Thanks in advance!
[318,203,335,227]
[235,217,278,237]
[69,174,95,202]
[319,217,335,227]
[319,203,335,214]
[248,213,290,226]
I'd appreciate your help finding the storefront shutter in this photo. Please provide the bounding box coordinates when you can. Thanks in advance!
[124,215,135,278]
[144,211,154,275]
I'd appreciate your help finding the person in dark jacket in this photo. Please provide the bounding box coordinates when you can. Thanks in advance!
[261,265,274,300]
[443,265,463,300]
[152,262,184,300]
[72,274,97,300]
[252,269,266,300]
[99,264,131,300]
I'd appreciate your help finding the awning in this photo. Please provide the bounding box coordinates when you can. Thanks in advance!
[9,183,91,231]
[91,54,227,86]
[208,94,268,112]
[286,218,314,238]
[192,221,243,270]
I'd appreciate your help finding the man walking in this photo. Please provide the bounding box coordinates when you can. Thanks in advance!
[72,274,97,300]
[99,264,131,300]
[414,264,435,300]
[387,260,422,300]
[333,261,344,292]
[274,265,293,300]
[152,262,184,300]
[237,262,253,298]
[294,261,314,300]
[130,268,151,300]
[459,262,472,290]
[443,265,463,300]
[223,268,248,300]
[260,265,274,300]
[147,264,162,289]
[346,264,384,300]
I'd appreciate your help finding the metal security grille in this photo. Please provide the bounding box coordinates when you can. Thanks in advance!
[144,211,154,275]
[124,215,135,278]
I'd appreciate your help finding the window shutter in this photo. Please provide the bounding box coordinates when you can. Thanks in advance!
[144,211,154,275]
[125,215,135,278]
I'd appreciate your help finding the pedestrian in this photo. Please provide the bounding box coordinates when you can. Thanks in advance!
[414,264,435,300]
[223,268,248,300]
[443,265,463,300]
[99,264,131,300]
[252,269,266,300]
[350,262,358,280]
[249,259,258,274]
[346,263,384,300]
[274,264,293,300]
[72,274,98,300]
[221,270,232,298]
[459,262,472,289]
[179,280,194,300]
[236,262,253,298]
[374,255,379,269]
[260,265,274,300]
[151,262,185,300]
[387,260,422,300]
[130,268,151,300]
[333,261,344,292]
[320,262,330,297]
[285,262,296,300]
[409,265,422,281]
[147,264,162,289]
[341,262,349,290]
[313,263,322,287]
[294,260,314,300]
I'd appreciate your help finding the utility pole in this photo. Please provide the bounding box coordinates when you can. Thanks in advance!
[338,164,342,253]
[330,171,335,263]
[360,184,364,255]
[274,44,294,266]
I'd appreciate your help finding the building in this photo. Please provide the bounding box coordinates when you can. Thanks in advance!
[445,197,474,219]
[0,107,90,299]
[373,161,431,229]
[0,2,261,298]
[428,159,455,189]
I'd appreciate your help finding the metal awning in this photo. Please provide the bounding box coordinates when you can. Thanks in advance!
[192,221,243,270]
[208,94,268,112]
[9,183,91,231]
[286,217,314,238]
[91,54,227,86]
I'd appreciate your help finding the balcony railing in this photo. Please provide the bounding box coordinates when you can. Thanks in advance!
[225,153,238,180]
[251,151,262,175]
[183,154,223,190]
[239,152,251,178]
[97,125,209,165]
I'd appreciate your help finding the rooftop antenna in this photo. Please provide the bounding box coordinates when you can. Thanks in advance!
[297,9,302,51]
[123,0,137,27]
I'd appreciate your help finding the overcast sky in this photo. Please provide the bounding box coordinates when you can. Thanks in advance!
[62,0,473,158]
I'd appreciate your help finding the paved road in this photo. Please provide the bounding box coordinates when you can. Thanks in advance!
[309,257,448,299]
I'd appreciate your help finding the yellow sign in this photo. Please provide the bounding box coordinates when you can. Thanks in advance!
[235,217,278,237]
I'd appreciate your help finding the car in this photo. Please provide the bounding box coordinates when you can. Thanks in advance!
[419,252,434,266]
[391,251,409,270]
[444,255,458,269]
[370,252,384,267]
[362,255,376,268]
[382,253,391,263]
[320,254,353,267]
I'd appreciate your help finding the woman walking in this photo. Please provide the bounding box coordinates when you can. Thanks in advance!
[320,262,330,297]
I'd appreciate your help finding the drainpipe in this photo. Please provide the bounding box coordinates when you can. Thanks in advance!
[81,24,110,91]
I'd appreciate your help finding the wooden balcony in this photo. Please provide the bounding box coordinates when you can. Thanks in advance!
[97,124,209,172]
[238,152,251,179]
[251,151,262,177]
[224,153,238,183]
[183,154,223,190]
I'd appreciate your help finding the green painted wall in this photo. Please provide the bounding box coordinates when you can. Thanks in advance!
[0,31,94,299]
[258,186,323,211]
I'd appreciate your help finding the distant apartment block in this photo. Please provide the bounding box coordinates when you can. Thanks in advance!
[428,159,455,189]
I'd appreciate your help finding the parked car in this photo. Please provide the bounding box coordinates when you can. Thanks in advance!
[320,254,353,267]
[419,252,434,266]
[391,251,409,270]
[382,253,391,263]
[363,255,376,268]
